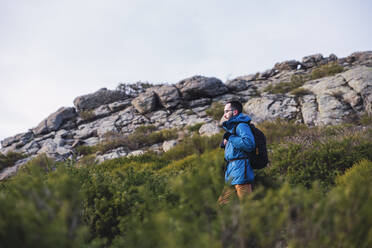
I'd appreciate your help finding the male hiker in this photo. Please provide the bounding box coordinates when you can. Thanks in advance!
[218,100,255,205]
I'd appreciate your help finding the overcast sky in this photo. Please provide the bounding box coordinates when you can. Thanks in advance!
[0,0,371,142]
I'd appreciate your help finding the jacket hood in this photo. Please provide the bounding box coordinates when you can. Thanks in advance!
[222,113,251,132]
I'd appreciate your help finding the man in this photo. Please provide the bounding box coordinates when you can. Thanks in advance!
[218,100,255,205]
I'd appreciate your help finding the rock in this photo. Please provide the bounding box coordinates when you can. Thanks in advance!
[21,141,41,155]
[33,107,77,135]
[177,75,228,100]
[132,90,158,114]
[187,98,211,108]
[302,53,324,68]
[243,95,300,122]
[1,131,33,148]
[302,66,372,117]
[300,94,318,125]
[155,85,181,109]
[0,157,34,181]
[84,137,100,146]
[235,74,258,82]
[258,69,276,79]
[316,94,354,125]
[162,139,178,152]
[341,66,372,115]
[274,60,300,71]
[95,147,127,163]
[93,105,112,119]
[74,88,127,111]
[346,51,372,64]
[128,150,144,157]
[199,122,221,137]
[226,78,249,92]
[108,99,132,112]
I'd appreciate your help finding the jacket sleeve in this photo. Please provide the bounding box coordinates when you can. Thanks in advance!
[228,123,255,153]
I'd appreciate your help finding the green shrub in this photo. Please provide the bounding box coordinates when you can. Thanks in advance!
[206,102,224,120]
[162,133,222,161]
[267,126,372,189]
[256,119,308,145]
[187,122,205,132]
[0,152,26,170]
[2,119,372,247]
[289,87,311,96]
[310,62,344,80]
[79,110,96,121]
[75,145,99,156]
[0,158,88,248]
[264,74,306,94]
[358,112,372,126]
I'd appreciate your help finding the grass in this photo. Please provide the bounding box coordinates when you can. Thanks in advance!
[206,102,224,120]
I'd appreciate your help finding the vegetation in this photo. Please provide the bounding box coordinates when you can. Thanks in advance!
[75,125,178,156]
[206,102,224,120]
[0,152,26,170]
[1,120,372,247]
[289,87,311,97]
[79,110,96,121]
[187,122,205,132]
[310,62,344,80]
[264,75,305,94]
[265,62,345,95]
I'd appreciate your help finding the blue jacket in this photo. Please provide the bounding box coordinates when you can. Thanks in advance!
[222,113,255,185]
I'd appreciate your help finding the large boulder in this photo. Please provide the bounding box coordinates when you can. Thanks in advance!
[131,90,159,114]
[1,131,33,148]
[243,95,300,123]
[301,53,324,68]
[155,85,181,109]
[32,107,77,135]
[226,78,249,92]
[274,60,300,71]
[73,88,127,111]
[302,66,372,120]
[199,122,221,137]
[176,75,228,100]
[341,66,372,115]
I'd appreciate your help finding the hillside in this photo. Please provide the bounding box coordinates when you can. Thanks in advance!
[0,50,371,247]
[0,118,371,247]
[1,51,372,180]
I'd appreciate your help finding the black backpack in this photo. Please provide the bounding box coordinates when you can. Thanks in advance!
[233,121,269,170]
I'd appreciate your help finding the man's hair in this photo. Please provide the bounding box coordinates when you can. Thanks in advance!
[227,100,243,113]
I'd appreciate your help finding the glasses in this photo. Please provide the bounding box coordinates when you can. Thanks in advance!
[224,109,233,114]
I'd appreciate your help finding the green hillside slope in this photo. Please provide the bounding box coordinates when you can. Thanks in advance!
[0,120,372,248]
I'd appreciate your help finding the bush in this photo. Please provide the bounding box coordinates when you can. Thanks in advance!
[256,119,308,145]
[79,110,96,121]
[1,120,372,247]
[267,125,372,189]
[206,102,224,120]
[0,152,26,170]
[290,87,311,97]
[187,122,205,132]
[264,74,306,94]
[358,112,372,126]
[310,62,344,80]
[0,157,88,248]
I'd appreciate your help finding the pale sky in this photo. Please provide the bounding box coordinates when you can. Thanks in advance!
[1,0,371,142]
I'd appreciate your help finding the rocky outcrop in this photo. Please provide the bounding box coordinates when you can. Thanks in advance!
[73,88,128,111]
[131,90,159,114]
[1,51,372,179]
[155,85,181,109]
[33,107,77,135]
[177,75,228,100]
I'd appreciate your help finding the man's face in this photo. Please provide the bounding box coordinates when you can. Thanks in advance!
[224,103,237,120]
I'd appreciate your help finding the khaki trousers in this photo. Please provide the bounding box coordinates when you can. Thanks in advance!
[218,183,252,205]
